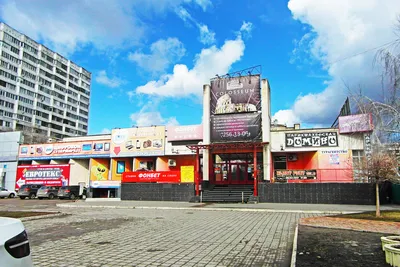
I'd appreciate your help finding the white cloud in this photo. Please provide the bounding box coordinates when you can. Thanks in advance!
[175,6,216,45]
[95,70,126,88]
[239,21,253,39]
[130,99,179,127]
[273,0,400,126]
[132,22,251,98]
[128,38,186,74]
[100,128,111,134]
[272,110,300,127]
[0,0,212,56]
[199,25,216,45]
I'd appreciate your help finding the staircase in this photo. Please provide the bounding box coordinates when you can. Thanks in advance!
[201,185,254,203]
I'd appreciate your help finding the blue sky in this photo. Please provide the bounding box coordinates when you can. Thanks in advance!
[1,0,399,134]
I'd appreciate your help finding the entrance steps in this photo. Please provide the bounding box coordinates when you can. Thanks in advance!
[201,185,254,203]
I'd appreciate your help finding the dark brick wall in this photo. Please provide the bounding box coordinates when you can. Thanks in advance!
[121,183,195,201]
[258,183,375,204]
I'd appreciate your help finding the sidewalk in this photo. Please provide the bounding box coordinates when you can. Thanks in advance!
[57,200,400,214]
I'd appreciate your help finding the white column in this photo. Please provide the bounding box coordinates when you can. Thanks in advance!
[261,79,271,181]
[202,84,211,181]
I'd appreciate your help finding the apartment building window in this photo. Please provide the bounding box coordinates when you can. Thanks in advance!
[0,79,16,91]
[0,89,17,100]
[78,116,88,123]
[69,68,80,77]
[21,69,37,81]
[39,86,51,95]
[0,100,14,109]
[39,60,53,71]
[0,69,17,81]
[67,97,78,104]
[67,89,78,97]
[0,110,14,118]
[18,105,33,114]
[67,105,77,112]
[23,43,38,55]
[39,77,52,87]
[54,75,66,85]
[21,79,35,88]
[37,94,50,103]
[23,52,37,64]
[39,69,53,79]
[18,95,34,105]
[69,75,79,84]
[9,45,20,55]
[79,102,88,109]
[56,67,67,78]
[79,109,88,116]
[3,33,21,46]
[1,51,21,65]
[19,87,35,97]
[81,73,91,83]
[66,112,79,120]
[22,61,37,72]
[56,61,68,71]
[41,53,54,64]
[35,110,49,119]
[51,90,65,100]
[52,107,64,116]
[37,102,52,111]
[54,83,67,93]
[0,60,18,73]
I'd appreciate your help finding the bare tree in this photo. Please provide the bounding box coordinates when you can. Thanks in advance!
[353,150,398,216]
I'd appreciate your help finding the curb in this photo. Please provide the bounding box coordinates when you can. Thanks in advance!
[56,204,353,214]
[290,224,299,267]
[20,212,70,222]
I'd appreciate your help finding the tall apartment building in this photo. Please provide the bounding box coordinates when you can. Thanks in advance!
[0,23,91,142]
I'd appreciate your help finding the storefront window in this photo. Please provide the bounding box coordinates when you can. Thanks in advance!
[273,155,287,170]
[352,150,367,182]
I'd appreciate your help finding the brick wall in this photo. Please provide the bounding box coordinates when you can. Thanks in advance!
[258,183,375,204]
[121,183,195,201]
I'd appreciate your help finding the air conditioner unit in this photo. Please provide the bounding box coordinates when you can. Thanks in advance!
[168,159,176,167]
[288,154,298,161]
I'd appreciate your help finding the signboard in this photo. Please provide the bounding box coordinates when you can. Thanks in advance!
[180,166,194,183]
[338,113,373,134]
[167,125,203,141]
[211,113,262,142]
[19,140,111,160]
[210,75,261,115]
[122,171,181,183]
[111,126,165,157]
[364,133,372,162]
[90,180,120,188]
[274,169,317,182]
[16,164,70,189]
[285,132,338,148]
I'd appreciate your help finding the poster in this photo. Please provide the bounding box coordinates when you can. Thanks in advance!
[338,113,373,134]
[211,113,262,142]
[16,164,70,189]
[274,169,317,181]
[111,126,165,157]
[210,75,261,115]
[285,132,338,148]
[90,158,110,181]
[180,166,194,183]
[19,140,111,159]
[329,154,340,165]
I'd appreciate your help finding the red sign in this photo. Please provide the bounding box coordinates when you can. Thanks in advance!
[122,171,181,183]
[16,164,70,189]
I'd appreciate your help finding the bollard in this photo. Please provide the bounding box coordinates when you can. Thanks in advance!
[242,192,244,204]
[200,191,203,203]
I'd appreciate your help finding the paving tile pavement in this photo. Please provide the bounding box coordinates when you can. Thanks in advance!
[23,208,321,267]
[300,216,400,234]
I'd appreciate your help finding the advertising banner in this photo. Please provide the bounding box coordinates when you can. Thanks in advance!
[122,171,181,183]
[19,140,111,160]
[211,113,261,142]
[338,113,373,134]
[274,169,317,182]
[180,166,195,183]
[90,180,120,188]
[285,132,338,148]
[166,125,203,141]
[111,126,165,157]
[210,75,261,115]
[16,164,70,189]
[90,158,110,181]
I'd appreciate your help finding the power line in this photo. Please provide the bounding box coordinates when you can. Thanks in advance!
[328,39,400,65]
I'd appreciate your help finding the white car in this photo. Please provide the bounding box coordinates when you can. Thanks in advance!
[0,217,33,267]
[0,188,16,198]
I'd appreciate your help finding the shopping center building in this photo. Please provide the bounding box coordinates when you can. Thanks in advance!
[7,71,376,204]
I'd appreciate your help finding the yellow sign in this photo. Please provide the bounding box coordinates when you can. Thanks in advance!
[110,126,165,157]
[90,158,110,181]
[181,165,194,183]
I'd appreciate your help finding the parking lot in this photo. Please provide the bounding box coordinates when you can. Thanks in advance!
[0,198,318,267]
